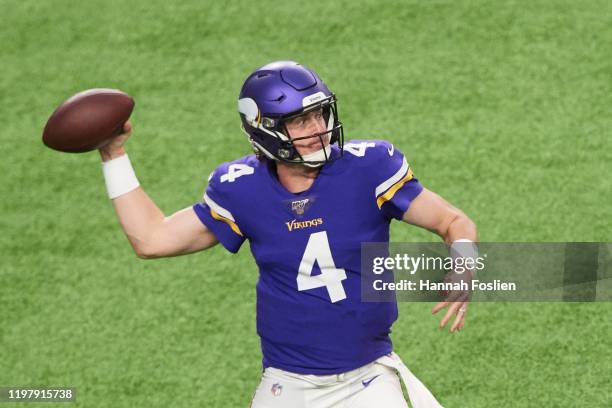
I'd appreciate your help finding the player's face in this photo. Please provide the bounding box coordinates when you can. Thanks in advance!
[284,108,329,156]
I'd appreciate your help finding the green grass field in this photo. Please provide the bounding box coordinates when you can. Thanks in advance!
[1,0,611,407]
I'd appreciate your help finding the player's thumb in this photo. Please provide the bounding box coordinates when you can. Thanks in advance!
[121,120,133,136]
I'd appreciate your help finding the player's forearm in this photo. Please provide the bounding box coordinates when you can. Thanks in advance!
[100,144,168,258]
[110,186,166,258]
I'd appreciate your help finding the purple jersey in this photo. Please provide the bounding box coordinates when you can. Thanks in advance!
[193,140,423,374]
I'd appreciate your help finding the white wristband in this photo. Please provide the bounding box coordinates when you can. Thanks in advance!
[102,154,140,199]
[450,239,478,258]
[450,239,479,274]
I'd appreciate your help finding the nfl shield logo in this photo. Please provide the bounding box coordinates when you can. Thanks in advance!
[291,198,309,215]
[284,195,316,217]
[271,383,282,397]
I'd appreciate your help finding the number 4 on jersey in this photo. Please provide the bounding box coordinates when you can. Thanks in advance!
[297,231,347,303]
[344,142,375,157]
[220,164,254,183]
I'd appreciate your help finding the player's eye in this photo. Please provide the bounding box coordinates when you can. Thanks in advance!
[288,109,323,128]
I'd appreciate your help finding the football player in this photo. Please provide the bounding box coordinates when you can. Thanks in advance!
[99,61,477,408]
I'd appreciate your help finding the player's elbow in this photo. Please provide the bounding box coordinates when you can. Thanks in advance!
[132,240,163,260]
[135,247,158,259]
[134,245,157,259]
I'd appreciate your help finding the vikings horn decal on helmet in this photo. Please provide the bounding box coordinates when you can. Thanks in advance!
[238,61,344,167]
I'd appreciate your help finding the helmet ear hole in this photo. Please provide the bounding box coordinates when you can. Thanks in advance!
[278,149,291,159]
[262,117,276,129]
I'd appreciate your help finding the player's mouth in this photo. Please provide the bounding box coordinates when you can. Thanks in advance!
[302,141,322,149]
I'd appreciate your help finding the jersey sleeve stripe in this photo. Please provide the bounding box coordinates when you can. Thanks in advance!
[209,208,244,236]
[204,193,236,221]
[376,167,414,209]
[203,193,243,236]
[374,157,409,198]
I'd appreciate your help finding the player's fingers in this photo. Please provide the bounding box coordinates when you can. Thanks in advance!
[450,306,466,332]
[122,120,132,135]
[457,318,466,331]
[455,304,469,332]
[440,302,460,328]
[432,301,448,314]
[105,121,132,151]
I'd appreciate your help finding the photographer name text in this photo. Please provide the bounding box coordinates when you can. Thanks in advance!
[373,279,517,292]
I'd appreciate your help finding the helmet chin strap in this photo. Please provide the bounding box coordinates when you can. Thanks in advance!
[300,145,332,167]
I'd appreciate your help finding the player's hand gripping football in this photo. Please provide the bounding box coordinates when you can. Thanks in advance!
[432,269,473,333]
[99,121,132,162]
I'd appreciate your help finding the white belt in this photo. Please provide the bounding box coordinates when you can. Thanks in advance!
[376,352,444,408]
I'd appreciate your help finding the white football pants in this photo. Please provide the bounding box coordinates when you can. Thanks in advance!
[250,352,443,408]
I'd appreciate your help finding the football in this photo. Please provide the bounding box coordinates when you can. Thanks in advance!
[42,88,134,153]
